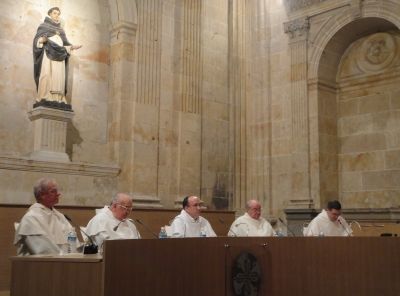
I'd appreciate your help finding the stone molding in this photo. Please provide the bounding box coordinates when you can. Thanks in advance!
[0,156,120,177]
[110,20,137,43]
[28,106,74,122]
[286,0,329,12]
[133,194,163,208]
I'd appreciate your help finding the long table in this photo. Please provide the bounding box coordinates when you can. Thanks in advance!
[11,237,400,296]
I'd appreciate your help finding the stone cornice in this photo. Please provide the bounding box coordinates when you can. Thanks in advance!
[0,156,120,177]
[285,0,329,13]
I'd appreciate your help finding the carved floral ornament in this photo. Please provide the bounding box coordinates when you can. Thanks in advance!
[357,32,396,73]
[284,18,310,40]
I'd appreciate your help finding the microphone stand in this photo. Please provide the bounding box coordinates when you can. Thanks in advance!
[135,219,158,238]
[338,218,352,236]
[64,214,98,254]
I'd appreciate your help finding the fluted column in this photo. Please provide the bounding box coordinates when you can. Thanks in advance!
[229,0,248,210]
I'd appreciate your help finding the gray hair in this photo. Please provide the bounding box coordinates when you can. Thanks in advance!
[33,178,56,200]
[246,199,260,210]
[110,192,133,205]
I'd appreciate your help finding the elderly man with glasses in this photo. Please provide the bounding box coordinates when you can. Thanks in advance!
[85,193,141,250]
[14,178,75,255]
[228,199,275,237]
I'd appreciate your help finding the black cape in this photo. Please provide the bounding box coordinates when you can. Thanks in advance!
[33,17,72,93]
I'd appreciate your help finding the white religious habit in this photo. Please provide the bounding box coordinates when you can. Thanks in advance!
[170,209,217,238]
[228,213,276,237]
[303,209,352,236]
[36,35,71,102]
[14,203,74,255]
[85,206,141,250]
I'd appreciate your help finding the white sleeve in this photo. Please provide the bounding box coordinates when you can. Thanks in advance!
[303,220,320,236]
[170,217,185,238]
[24,235,61,255]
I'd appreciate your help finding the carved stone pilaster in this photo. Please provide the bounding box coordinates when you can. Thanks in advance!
[284,17,313,209]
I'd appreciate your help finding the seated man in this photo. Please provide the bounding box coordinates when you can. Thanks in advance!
[85,193,140,250]
[303,200,352,236]
[170,196,216,237]
[14,178,74,255]
[228,199,275,237]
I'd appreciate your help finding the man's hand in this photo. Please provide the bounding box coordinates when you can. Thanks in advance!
[39,36,48,44]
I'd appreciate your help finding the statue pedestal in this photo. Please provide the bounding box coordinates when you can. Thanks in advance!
[28,106,74,163]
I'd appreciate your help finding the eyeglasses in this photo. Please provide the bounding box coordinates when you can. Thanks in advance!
[117,203,133,212]
[249,207,262,212]
[45,189,60,195]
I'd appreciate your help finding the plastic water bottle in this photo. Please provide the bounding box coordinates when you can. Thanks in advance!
[200,228,207,237]
[159,227,168,239]
[67,230,77,253]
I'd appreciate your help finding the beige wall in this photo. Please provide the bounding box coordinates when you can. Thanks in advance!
[0,0,399,217]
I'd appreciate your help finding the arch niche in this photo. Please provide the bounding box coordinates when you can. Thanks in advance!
[314,11,400,209]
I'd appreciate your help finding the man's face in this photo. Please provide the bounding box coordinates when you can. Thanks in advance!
[327,208,341,222]
[40,182,60,209]
[247,202,262,220]
[185,196,201,220]
[111,194,133,221]
[49,10,60,23]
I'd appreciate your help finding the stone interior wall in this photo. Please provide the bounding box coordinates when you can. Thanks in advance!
[338,31,400,208]
[0,0,399,217]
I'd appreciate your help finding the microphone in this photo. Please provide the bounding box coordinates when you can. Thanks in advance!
[64,214,98,254]
[338,218,352,236]
[278,218,296,237]
[135,219,158,238]
[113,220,123,231]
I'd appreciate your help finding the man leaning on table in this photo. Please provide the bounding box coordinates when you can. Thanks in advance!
[170,195,216,237]
[303,200,352,236]
[85,193,141,251]
[14,178,75,255]
[228,199,275,237]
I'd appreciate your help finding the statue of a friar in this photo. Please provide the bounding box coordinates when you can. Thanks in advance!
[33,7,81,106]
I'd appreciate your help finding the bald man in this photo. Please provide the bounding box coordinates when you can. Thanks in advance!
[228,199,275,237]
[170,196,216,237]
[85,193,141,250]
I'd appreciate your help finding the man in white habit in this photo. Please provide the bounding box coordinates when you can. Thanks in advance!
[85,193,140,250]
[228,199,275,237]
[170,195,217,237]
[14,178,75,255]
[303,200,352,236]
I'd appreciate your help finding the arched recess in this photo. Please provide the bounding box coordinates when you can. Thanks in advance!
[311,1,400,208]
